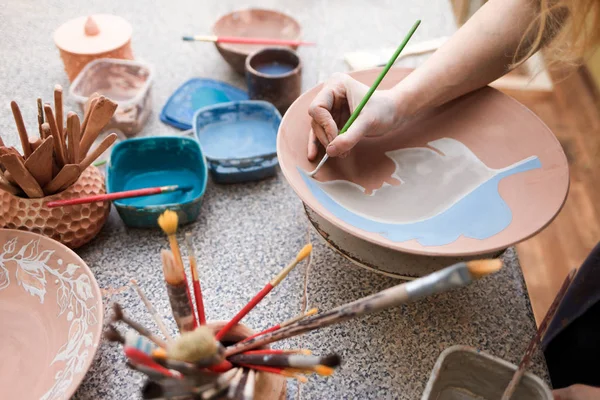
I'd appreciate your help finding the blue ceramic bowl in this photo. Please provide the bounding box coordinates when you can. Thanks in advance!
[107,137,208,228]
[193,100,281,184]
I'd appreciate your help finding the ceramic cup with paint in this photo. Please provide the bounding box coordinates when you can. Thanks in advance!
[277,68,568,275]
[194,100,281,183]
[212,8,302,75]
[71,58,153,137]
[246,48,302,115]
[106,137,208,228]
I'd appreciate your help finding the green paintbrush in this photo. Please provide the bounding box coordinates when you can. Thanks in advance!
[308,19,421,177]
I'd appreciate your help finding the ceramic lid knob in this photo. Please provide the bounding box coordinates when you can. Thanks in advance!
[84,16,100,36]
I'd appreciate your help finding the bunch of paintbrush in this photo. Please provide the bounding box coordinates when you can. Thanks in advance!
[0,85,118,197]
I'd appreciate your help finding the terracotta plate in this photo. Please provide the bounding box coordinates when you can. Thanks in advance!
[0,229,103,399]
[277,68,569,256]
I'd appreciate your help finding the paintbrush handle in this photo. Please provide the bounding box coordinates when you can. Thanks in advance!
[192,280,206,325]
[216,284,273,341]
[218,36,314,46]
[46,185,180,207]
[240,324,281,343]
[338,20,421,136]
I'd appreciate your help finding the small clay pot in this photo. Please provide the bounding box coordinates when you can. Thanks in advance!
[0,166,110,249]
[245,47,302,115]
[206,321,286,400]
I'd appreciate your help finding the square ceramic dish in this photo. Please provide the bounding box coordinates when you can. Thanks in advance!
[194,100,281,184]
[106,136,208,228]
[161,78,248,130]
[421,346,552,400]
[70,58,153,137]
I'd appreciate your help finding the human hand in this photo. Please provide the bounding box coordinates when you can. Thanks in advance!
[307,73,405,161]
[553,384,600,400]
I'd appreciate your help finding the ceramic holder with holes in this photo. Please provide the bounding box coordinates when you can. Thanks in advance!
[0,166,110,249]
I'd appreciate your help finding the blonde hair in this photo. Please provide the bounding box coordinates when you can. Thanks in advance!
[514,0,600,67]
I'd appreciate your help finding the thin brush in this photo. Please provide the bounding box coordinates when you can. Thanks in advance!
[240,349,311,356]
[242,369,255,400]
[216,244,313,341]
[46,185,193,207]
[158,210,199,329]
[126,361,169,381]
[124,346,181,379]
[227,368,246,399]
[125,330,158,355]
[241,308,318,343]
[307,19,421,177]
[103,324,125,344]
[228,353,340,369]
[500,269,576,400]
[182,35,315,46]
[200,368,239,400]
[161,249,196,332]
[130,279,173,341]
[185,232,206,325]
[226,259,503,356]
[285,365,335,377]
[111,303,167,348]
[236,363,308,383]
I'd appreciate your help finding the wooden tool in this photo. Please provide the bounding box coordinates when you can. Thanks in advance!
[43,132,117,194]
[44,104,67,166]
[80,93,100,135]
[54,85,63,137]
[37,98,44,137]
[500,269,576,400]
[79,96,118,159]
[0,172,19,194]
[182,35,315,46]
[24,136,54,188]
[0,153,44,197]
[10,101,31,158]
[67,112,81,164]
[28,137,42,152]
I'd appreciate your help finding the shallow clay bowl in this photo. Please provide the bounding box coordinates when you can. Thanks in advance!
[212,8,302,75]
[0,229,103,399]
[277,68,569,260]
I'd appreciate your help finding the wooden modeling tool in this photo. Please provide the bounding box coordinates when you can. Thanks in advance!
[43,132,117,194]
[44,103,67,166]
[10,101,31,158]
[307,19,421,177]
[111,303,168,349]
[0,171,19,194]
[37,98,44,137]
[500,269,576,400]
[131,279,174,342]
[79,96,118,159]
[67,112,80,164]
[24,136,54,188]
[158,210,199,330]
[80,96,99,136]
[225,259,503,356]
[215,244,313,341]
[0,153,44,197]
[185,232,207,325]
[28,137,42,152]
[241,308,318,343]
[54,85,63,137]
[182,35,315,46]
[160,249,197,333]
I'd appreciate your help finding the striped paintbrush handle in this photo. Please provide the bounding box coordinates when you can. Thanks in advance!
[45,185,182,208]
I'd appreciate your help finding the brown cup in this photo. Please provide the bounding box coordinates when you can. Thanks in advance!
[245,48,302,115]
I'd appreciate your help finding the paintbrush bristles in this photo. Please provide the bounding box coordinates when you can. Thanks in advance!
[158,210,179,236]
[167,326,219,363]
[466,259,503,279]
[296,243,312,262]
[270,243,313,286]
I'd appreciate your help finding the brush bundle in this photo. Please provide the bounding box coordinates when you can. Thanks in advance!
[104,209,504,399]
[0,85,118,197]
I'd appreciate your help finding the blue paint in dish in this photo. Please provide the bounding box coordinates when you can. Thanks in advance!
[160,78,248,130]
[194,101,281,184]
[107,136,208,228]
[256,62,295,76]
[299,156,542,246]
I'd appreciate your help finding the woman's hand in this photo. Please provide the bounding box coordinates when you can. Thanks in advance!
[553,384,600,400]
[307,73,406,161]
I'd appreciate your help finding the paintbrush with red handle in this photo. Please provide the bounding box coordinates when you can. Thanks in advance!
[182,35,315,46]
[215,244,312,341]
[500,268,576,400]
[240,308,318,343]
[45,185,193,208]
[185,232,206,325]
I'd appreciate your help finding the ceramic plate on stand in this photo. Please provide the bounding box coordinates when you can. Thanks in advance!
[0,229,103,400]
[278,68,569,258]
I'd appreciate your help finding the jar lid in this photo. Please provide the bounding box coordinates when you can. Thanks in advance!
[53,14,132,55]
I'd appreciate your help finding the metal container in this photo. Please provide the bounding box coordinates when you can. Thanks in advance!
[421,346,552,400]
[305,205,501,279]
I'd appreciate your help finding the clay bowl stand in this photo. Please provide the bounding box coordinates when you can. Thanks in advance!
[206,321,286,399]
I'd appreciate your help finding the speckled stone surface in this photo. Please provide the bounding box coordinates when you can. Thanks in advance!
[0,1,548,399]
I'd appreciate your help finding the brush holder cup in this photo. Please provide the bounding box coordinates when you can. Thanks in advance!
[206,321,286,400]
[0,166,110,249]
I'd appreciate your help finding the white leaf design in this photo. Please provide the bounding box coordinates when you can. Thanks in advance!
[57,286,69,315]
[35,250,54,265]
[0,264,9,290]
[23,239,39,260]
[65,263,79,276]
[3,238,16,254]
[16,263,46,303]
[74,275,92,301]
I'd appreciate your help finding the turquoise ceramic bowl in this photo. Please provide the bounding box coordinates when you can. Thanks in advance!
[107,137,208,228]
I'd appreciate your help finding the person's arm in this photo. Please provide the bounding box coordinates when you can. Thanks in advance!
[309,0,561,159]
[553,384,600,400]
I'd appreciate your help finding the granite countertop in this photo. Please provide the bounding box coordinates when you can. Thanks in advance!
[0,1,547,398]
